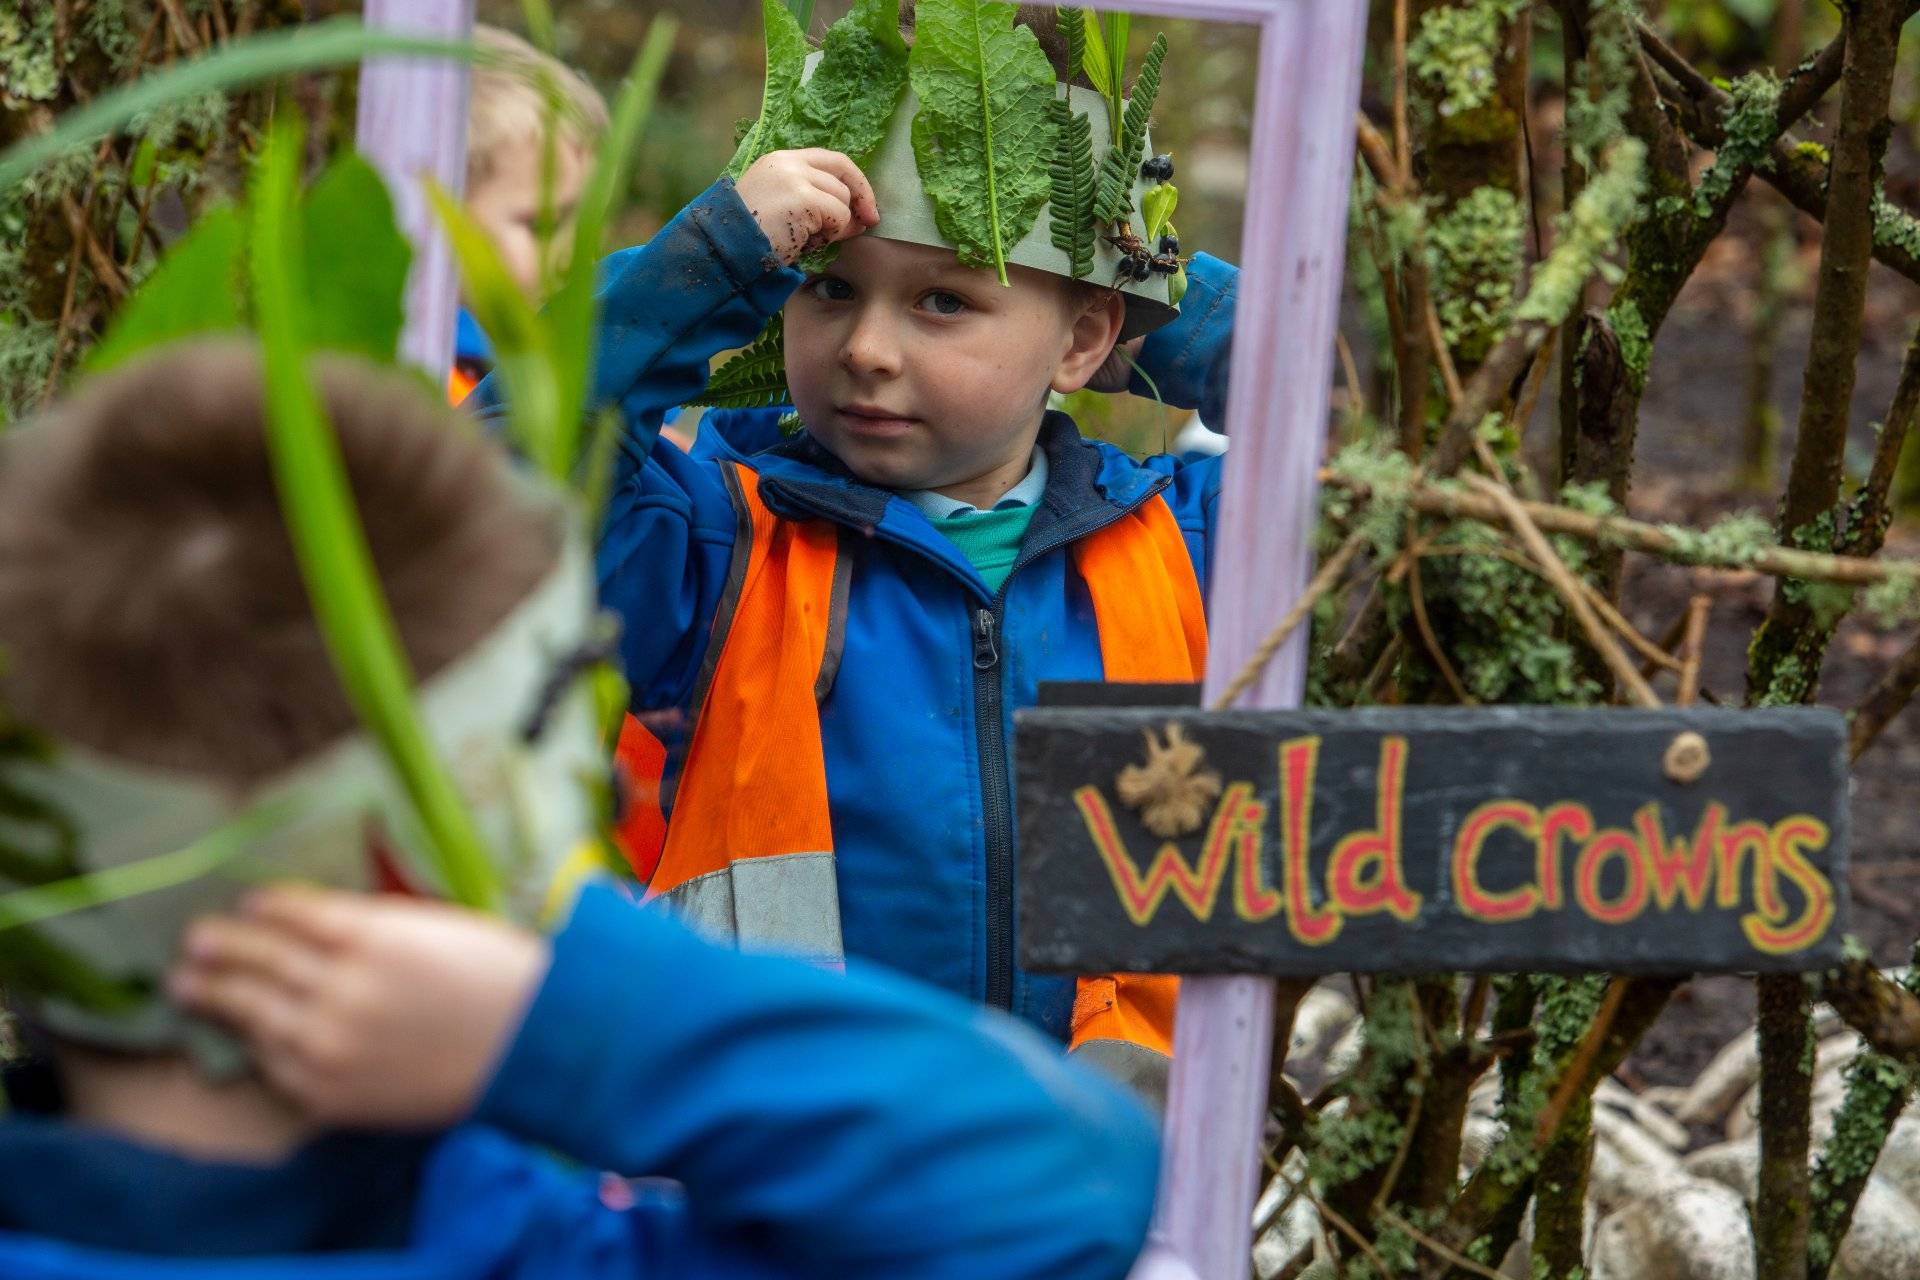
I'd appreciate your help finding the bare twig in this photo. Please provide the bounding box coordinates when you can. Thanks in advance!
[1407,555,1477,704]
[1392,0,1410,186]
[1823,960,1920,1067]
[1850,630,1920,760]
[1212,532,1369,710]
[1677,594,1712,706]
[1465,476,1662,707]
[1534,978,1631,1144]
[1378,1208,1511,1280]
[1583,577,1685,673]
[1309,1189,1395,1278]
[1427,299,1467,410]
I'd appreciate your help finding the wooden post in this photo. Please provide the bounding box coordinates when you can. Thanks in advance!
[355,0,475,380]
[1116,2,1369,1275]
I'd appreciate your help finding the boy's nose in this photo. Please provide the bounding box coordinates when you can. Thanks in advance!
[840,308,900,378]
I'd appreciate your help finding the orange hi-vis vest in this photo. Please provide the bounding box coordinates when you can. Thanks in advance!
[645,463,1205,1094]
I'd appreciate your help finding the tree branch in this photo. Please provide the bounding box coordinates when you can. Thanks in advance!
[1849,630,1920,761]
[1321,467,1920,588]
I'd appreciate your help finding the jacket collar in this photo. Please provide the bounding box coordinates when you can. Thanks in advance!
[733,410,1165,532]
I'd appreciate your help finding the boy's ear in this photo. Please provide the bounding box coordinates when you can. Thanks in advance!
[1051,289,1128,395]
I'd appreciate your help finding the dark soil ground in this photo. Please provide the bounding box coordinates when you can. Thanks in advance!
[1596,200,1920,1087]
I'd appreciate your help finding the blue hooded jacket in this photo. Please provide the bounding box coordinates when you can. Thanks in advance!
[497,179,1237,1042]
[0,884,1158,1278]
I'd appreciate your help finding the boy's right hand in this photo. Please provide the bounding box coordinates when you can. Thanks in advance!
[735,149,879,264]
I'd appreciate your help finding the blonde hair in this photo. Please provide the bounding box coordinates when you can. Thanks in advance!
[466,25,610,188]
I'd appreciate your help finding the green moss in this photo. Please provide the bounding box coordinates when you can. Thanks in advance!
[1562,0,1635,171]
[1407,0,1528,121]
[1515,140,1646,327]
[1695,72,1783,216]
[1872,188,1920,261]
[1428,187,1525,366]
[1658,511,1774,567]
[1606,297,1652,394]
[0,5,61,102]
[1863,565,1920,624]
[1796,140,1832,167]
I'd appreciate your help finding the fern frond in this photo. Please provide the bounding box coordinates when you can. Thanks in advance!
[1058,6,1086,85]
[685,315,790,409]
[1120,34,1166,163]
[1048,98,1096,278]
[1093,141,1134,225]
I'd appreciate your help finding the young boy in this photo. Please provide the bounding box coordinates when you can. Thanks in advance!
[451,25,607,403]
[510,6,1239,1099]
[0,341,1158,1277]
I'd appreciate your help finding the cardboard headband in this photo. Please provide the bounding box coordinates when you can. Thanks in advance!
[845,52,1183,341]
[0,495,617,1066]
[720,0,1187,364]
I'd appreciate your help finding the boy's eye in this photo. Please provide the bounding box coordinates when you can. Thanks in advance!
[920,290,967,316]
[807,276,856,302]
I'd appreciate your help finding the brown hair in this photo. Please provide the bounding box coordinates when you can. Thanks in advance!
[0,341,558,784]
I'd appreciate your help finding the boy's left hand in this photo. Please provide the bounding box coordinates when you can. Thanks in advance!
[169,886,549,1129]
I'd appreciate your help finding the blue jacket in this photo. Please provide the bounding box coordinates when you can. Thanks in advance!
[0,884,1158,1278]
[511,180,1236,1040]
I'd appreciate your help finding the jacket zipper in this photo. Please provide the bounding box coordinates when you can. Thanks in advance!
[970,481,1169,1013]
[762,469,1172,1014]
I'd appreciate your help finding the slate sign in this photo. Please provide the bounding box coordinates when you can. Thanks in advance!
[1016,703,1849,975]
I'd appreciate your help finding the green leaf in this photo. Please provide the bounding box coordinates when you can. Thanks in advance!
[1119,32,1165,161]
[302,154,412,362]
[779,0,909,168]
[1091,31,1165,226]
[84,205,245,374]
[430,182,563,467]
[1047,98,1096,278]
[249,119,501,913]
[687,315,791,409]
[0,19,482,193]
[908,0,1058,285]
[1076,8,1112,100]
[1103,13,1131,119]
[1142,179,1177,243]
[128,135,158,188]
[726,0,809,180]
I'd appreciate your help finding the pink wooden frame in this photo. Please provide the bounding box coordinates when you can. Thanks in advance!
[358,3,1368,1276]
[356,0,475,381]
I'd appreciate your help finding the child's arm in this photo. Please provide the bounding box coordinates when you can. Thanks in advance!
[172,884,1158,1280]
[1124,253,1239,429]
[490,151,872,710]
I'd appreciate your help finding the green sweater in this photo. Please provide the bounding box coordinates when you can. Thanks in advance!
[934,504,1037,593]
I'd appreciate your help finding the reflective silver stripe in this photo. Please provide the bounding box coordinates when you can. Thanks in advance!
[660,851,844,963]
[1070,1038,1171,1111]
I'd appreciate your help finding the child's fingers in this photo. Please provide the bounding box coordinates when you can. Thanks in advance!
[181,914,329,995]
[237,883,365,951]
[169,963,308,1050]
[803,150,879,226]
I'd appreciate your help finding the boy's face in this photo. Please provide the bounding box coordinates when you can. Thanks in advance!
[466,138,587,300]
[783,235,1122,496]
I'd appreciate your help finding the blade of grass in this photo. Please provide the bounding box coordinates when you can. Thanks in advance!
[428,181,563,470]
[0,800,302,933]
[249,120,501,912]
[0,19,483,192]
[546,17,679,483]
